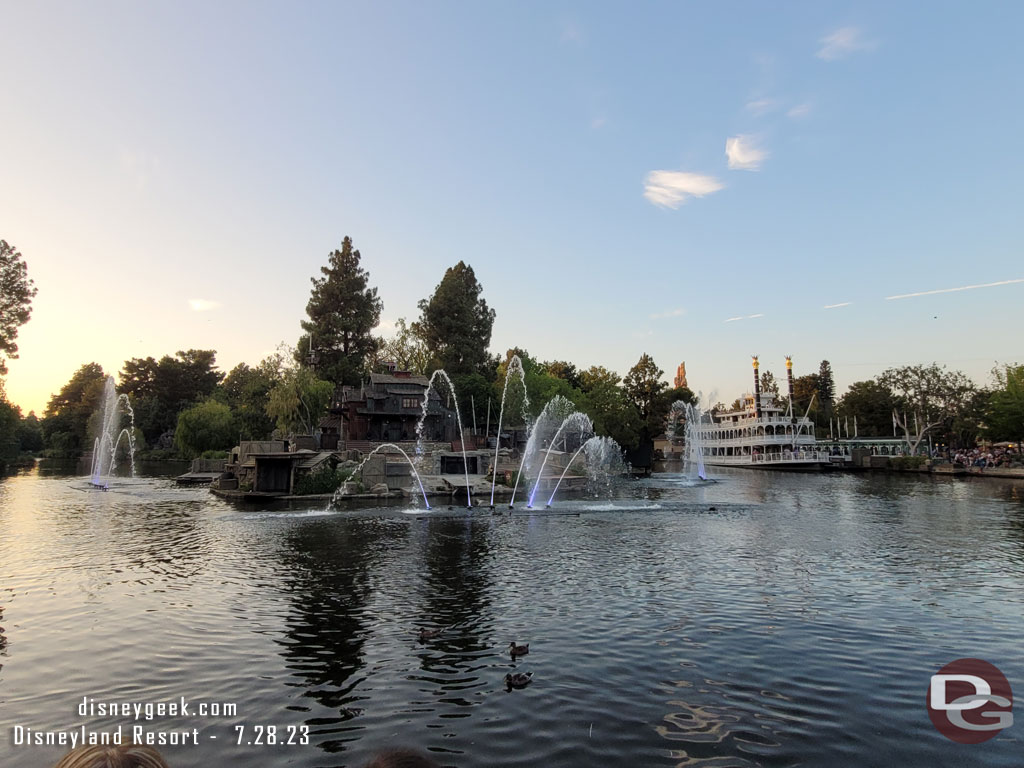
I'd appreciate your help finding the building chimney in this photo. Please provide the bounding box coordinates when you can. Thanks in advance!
[752,356,762,418]
[785,355,795,419]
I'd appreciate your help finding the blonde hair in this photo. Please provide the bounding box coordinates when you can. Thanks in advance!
[53,744,171,768]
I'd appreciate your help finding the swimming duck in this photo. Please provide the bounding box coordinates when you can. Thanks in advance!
[508,642,529,657]
[418,627,443,641]
[505,672,533,689]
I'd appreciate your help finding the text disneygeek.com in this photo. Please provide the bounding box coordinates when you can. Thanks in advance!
[9,696,310,749]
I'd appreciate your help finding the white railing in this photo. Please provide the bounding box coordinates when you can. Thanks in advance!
[751,451,828,464]
[703,451,829,465]
[704,435,817,448]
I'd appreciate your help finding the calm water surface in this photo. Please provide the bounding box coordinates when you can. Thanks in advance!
[1,465,1022,767]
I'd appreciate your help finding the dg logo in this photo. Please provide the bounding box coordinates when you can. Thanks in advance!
[928,658,1013,744]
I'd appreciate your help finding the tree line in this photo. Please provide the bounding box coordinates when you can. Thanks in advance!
[1,235,1023,467]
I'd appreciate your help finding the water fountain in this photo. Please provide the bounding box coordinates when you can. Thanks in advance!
[509,395,576,508]
[490,355,530,507]
[88,377,137,488]
[545,435,626,507]
[414,370,472,506]
[329,371,627,511]
[681,401,708,481]
[527,411,593,508]
[329,443,431,509]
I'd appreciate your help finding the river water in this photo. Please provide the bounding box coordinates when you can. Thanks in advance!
[1,465,1022,767]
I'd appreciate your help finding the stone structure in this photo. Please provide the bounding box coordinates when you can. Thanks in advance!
[674,362,687,390]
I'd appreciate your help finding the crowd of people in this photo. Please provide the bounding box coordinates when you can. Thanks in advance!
[951,445,1021,470]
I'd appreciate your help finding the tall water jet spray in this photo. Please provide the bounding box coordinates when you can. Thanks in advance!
[89,377,137,488]
[415,369,472,506]
[509,395,575,508]
[527,411,593,508]
[545,435,625,507]
[330,443,431,509]
[681,401,708,481]
[490,355,529,506]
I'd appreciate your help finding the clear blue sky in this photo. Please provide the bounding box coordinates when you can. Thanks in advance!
[2,1,1021,413]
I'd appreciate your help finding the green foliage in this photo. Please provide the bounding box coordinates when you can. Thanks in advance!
[790,373,822,429]
[414,261,496,377]
[266,366,334,436]
[623,353,667,425]
[759,370,780,401]
[451,371,494,430]
[293,464,354,495]
[0,239,38,376]
[174,399,236,459]
[817,360,835,412]
[374,317,430,374]
[879,363,978,444]
[16,411,43,452]
[580,375,642,450]
[986,364,1024,442]
[119,350,223,444]
[543,360,582,390]
[0,395,21,464]
[835,380,901,437]
[41,363,108,455]
[221,354,283,440]
[299,236,383,386]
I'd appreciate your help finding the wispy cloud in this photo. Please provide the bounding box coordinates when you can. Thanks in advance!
[746,98,777,116]
[188,299,221,312]
[886,278,1024,301]
[824,302,852,309]
[816,26,874,61]
[649,307,686,320]
[591,116,607,130]
[787,103,812,119]
[725,313,765,323]
[643,171,724,209]
[726,136,767,171]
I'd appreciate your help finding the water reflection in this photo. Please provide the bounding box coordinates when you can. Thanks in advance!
[276,519,403,753]
[1,467,1023,768]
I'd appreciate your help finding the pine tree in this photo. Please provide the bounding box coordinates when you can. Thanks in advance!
[817,360,836,415]
[299,237,383,386]
[413,262,496,377]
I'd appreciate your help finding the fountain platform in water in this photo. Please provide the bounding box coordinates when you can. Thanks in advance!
[88,377,137,489]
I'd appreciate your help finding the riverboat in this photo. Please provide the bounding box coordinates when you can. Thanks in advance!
[695,357,829,469]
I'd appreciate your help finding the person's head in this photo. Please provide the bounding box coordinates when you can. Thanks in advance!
[53,744,171,768]
[362,748,442,768]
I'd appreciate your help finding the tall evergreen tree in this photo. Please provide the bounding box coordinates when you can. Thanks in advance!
[817,360,836,415]
[623,353,669,468]
[0,239,38,376]
[623,353,667,425]
[760,370,781,402]
[414,261,496,377]
[299,237,383,386]
[41,363,108,454]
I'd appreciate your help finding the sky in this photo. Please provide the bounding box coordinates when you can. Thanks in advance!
[1,1,1022,415]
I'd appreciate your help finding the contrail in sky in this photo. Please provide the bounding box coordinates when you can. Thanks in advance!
[886,278,1024,300]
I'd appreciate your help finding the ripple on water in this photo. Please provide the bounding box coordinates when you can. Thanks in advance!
[1,470,1024,768]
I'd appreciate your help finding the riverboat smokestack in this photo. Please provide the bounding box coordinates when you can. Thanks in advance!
[752,356,762,418]
[785,356,795,417]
